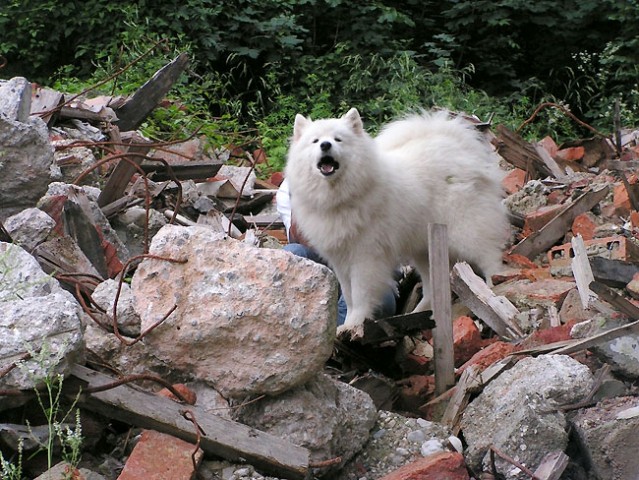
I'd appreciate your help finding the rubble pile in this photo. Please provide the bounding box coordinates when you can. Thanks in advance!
[1,62,639,480]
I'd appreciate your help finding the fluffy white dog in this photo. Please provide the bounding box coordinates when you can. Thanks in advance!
[285,108,509,338]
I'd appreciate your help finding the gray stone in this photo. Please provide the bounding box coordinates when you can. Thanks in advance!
[461,354,594,478]
[92,279,141,337]
[0,243,84,392]
[132,225,338,398]
[337,411,452,480]
[235,373,377,477]
[571,317,639,379]
[572,396,639,480]
[4,208,56,252]
[0,77,31,122]
[0,115,54,220]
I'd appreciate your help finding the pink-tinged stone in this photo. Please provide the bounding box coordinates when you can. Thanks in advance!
[117,430,202,480]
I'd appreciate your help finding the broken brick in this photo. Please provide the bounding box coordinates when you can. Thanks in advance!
[571,212,598,241]
[458,341,517,374]
[613,182,632,217]
[378,451,470,480]
[117,430,203,480]
[626,272,639,300]
[538,136,559,157]
[158,384,198,405]
[518,320,577,350]
[453,316,482,366]
[549,236,639,266]
[502,168,527,195]
[556,146,585,162]
[522,204,565,236]
[397,375,435,413]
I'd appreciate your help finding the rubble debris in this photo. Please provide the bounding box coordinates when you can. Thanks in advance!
[68,364,310,480]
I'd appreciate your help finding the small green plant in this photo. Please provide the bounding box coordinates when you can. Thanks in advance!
[0,344,84,478]
[0,441,24,480]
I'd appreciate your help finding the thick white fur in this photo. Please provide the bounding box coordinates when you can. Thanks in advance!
[285,108,509,338]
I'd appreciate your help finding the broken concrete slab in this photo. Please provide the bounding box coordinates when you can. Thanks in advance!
[132,225,338,398]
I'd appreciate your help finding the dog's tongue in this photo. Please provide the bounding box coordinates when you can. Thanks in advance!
[318,156,339,176]
[320,163,335,175]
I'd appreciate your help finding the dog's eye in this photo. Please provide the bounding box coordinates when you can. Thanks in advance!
[335,137,342,142]
[312,139,319,143]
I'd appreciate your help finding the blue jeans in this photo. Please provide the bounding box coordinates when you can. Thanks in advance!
[284,243,396,326]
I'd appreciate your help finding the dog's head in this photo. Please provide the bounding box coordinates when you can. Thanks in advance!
[289,108,365,178]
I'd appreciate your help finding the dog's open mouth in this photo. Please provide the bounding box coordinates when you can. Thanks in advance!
[317,156,340,176]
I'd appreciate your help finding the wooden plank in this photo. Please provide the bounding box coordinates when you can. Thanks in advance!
[30,86,64,125]
[68,365,310,480]
[97,132,153,208]
[360,311,435,345]
[450,262,523,340]
[428,224,455,394]
[141,161,224,181]
[570,235,596,309]
[588,280,639,320]
[533,143,564,178]
[114,53,189,132]
[493,125,553,178]
[510,186,609,259]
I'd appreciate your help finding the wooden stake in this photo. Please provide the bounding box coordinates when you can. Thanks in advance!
[428,223,455,395]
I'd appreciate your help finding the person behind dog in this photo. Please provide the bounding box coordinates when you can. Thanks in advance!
[276,177,397,326]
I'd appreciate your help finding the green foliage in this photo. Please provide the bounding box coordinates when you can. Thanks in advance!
[3,0,639,159]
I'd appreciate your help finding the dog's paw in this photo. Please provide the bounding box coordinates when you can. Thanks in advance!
[337,323,364,341]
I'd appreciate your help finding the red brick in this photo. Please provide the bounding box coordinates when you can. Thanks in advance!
[117,430,203,480]
[571,212,598,241]
[548,236,639,266]
[626,271,639,300]
[158,384,197,405]
[502,168,527,195]
[379,452,470,480]
[398,375,435,412]
[538,136,559,157]
[458,341,517,374]
[522,204,565,236]
[269,171,285,186]
[453,316,482,366]
[518,320,577,350]
[613,182,632,217]
[556,146,585,162]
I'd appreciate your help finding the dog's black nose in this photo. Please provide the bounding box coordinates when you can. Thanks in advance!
[320,141,332,152]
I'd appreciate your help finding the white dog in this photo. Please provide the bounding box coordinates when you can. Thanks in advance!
[285,108,509,338]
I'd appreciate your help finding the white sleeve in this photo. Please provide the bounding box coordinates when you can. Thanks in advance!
[276,177,292,236]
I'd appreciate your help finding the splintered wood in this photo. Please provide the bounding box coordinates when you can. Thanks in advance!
[450,262,523,340]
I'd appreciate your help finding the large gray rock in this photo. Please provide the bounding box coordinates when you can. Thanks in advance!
[461,354,594,478]
[0,115,55,220]
[572,396,639,480]
[132,225,338,398]
[235,373,377,477]
[0,243,84,392]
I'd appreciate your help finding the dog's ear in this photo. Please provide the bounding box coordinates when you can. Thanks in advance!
[293,114,310,142]
[343,108,363,134]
